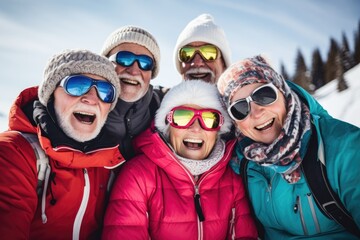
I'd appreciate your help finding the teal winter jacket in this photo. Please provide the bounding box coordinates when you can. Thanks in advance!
[232,81,360,239]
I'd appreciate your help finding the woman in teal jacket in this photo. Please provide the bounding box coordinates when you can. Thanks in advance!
[217,55,360,239]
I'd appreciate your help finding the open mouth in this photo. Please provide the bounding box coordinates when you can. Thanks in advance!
[188,73,210,80]
[73,111,96,125]
[183,138,204,149]
[255,118,274,131]
[121,78,140,86]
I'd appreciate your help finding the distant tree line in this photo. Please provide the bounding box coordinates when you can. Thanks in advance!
[280,20,360,94]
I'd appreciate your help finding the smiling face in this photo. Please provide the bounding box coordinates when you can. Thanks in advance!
[54,73,111,142]
[179,41,226,84]
[231,83,287,144]
[168,104,218,160]
[108,43,153,102]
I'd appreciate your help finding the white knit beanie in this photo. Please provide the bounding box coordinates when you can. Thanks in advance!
[39,49,120,110]
[155,80,232,138]
[100,25,160,79]
[173,13,231,74]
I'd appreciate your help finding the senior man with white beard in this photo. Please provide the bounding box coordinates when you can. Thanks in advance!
[101,25,167,160]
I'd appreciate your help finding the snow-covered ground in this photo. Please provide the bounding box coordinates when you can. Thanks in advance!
[313,64,360,127]
[0,64,359,131]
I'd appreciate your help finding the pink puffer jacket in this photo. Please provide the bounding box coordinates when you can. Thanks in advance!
[102,126,257,240]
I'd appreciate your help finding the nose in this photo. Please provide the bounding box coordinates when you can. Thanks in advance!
[127,61,142,75]
[115,61,141,75]
[81,87,99,104]
[188,118,202,132]
[249,101,264,118]
[190,52,206,67]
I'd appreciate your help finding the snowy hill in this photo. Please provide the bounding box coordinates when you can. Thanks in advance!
[0,65,359,131]
[313,64,360,127]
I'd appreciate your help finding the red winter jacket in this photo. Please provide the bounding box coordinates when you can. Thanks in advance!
[102,126,257,240]
[0,87,124,240]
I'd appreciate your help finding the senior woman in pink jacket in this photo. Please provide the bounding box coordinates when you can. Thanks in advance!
[102,80,257,239]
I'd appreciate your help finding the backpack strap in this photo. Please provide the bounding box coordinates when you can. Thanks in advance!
[18,132,51,224]
[302,129,360,237]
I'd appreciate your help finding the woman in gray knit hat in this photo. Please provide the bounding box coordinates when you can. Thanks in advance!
[0,49,125,239]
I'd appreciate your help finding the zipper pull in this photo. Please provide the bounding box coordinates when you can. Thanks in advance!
[194,185,205,222]
[294,196,299,213]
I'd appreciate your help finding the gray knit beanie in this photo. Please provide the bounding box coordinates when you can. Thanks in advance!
[39,49,120,110]
[173,14,231,74]
[100,25,160,79]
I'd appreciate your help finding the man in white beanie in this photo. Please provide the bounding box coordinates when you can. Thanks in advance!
[101,25,168,160]
[0,49,125,239]
[174,13,232,84]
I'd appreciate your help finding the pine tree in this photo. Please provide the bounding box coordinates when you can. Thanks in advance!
[280,62,291,81]
[340,32,354,71]
[354,20,360,65]
[336,53,349,92]
[325,38,340,84]
[311,48,325,89]
[293,49,313,93]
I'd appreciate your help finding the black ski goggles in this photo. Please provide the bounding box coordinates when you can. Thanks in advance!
[109,51,154,71]
[59,75,116,103]
[227,83,278,121]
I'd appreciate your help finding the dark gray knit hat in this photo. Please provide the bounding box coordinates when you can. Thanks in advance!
[100,25,160,79]
[39,49,120,110]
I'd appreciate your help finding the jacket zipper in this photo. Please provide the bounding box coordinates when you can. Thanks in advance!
[294,195,308,235]
[167,155,206,240]
[194,185,205,222]
[166,140,236,240]
[73,168,90,240]
[306,193,320,233]
[229,207,236,239]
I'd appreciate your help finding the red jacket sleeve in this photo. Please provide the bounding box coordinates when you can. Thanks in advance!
[0,132,38,239]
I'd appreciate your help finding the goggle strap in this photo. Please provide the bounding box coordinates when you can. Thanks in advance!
[219,115,224,126]
[167,111,174,124]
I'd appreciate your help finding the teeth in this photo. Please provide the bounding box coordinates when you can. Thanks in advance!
[184,138,203,143]
[75,111,95,116]
[73,111,96,124]
[122,79,139,85]
[190,73,207,78]
[256,119,273,129]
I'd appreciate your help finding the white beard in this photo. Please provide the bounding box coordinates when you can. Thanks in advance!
[55,105,107,142]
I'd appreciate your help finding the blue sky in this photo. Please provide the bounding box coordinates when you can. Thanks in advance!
[0,0,359,118]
